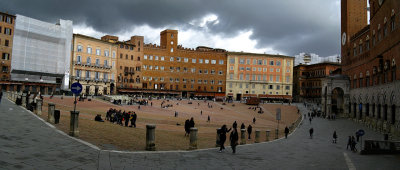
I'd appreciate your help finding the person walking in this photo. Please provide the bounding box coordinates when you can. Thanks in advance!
[201,110,202,115]
[219,124,231,152]
[207,115,210,122]
[333,131,338,143]
[230,127,239,154]
[309,117,312,124]
[346,136,352,150]
[253,117,256,124]
[131,112,137,128]
[309,128,314,139]
[351,136,357,152]
[247,125,253,140]
[284,126,289,139]
[232,121,237,129]
[0,91,3,104]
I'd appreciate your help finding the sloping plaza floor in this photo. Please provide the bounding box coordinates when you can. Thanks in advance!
[0,98,399,170]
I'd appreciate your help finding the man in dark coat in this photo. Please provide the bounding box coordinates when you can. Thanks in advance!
[184,119,190,136]
[189,117,195,128]
[232,121,237,129]
[219,124,231,152]
[284,126,289,139]
[240,123,245,130]
[230,128,239,154]
[309,128,314,139]
[247,125,252,140]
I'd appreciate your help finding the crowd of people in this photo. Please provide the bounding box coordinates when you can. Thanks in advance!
[103,108,138,128]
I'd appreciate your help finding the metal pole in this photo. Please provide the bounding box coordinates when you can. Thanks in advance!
[73,95,77,113]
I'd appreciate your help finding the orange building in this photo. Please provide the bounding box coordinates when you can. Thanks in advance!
[293,62,341,103]
[141,30,227,98]
[0,12,16,90]
[102,35,144,93]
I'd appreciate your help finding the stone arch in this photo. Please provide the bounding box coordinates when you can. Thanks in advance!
[331,87,345,116]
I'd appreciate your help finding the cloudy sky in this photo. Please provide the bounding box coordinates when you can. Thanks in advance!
[1,0,342,60]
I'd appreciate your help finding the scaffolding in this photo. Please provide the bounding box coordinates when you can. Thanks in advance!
[11,14,72,90]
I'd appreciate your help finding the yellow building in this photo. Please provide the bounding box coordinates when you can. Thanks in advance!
[71,34,118,95]
[226,52,294,101]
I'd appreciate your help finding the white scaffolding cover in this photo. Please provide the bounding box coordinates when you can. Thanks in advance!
[11,14,72,90]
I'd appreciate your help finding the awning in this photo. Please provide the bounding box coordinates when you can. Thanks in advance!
[118,89,181,94]
[243,94,257,97]
[258,94,292,99]
[227,93,234,96]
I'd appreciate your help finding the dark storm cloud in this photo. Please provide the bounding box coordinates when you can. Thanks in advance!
[0,0,340,56]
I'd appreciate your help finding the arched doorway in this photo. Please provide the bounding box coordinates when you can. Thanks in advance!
[110,83,114,95]
[331,87,344,115]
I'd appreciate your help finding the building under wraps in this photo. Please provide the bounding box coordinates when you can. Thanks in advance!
[11,14,72,93]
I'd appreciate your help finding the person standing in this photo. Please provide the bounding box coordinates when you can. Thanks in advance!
[131,112,137,128]
[240,123,245,130]
[207,115,210,122]
[200,110,202,115]
[309,117,312,124]
[219,124,231,152]
[232,121,237,129]
[253,117,256,124]
[309,128,314,139]
[189,117,195,129]
[247,125,253,140]
[333,131,338,143]
[184,119,190,136]
[284,126,289,139]
[230,127,239,154]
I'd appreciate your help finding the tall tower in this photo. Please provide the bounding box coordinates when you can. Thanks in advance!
[341,0,368,65]
[160,30,178,54]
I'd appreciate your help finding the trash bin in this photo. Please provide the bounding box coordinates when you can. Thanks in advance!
[384,134,389,141]
[54,110,60,124]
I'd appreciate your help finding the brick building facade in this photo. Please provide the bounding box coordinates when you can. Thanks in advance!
[141,30,227,98]
[341,0,400,139]
[293,62,341,103]
[226,52,293,101]
[0,12,16,90]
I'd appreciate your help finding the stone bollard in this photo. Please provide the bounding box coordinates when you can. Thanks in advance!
[255,130,260,143]
[275,128,279,139]
[240,129,246,145]
[266,130,270,141]
[69,111,80,137]
[11,92,15,102]
[22,93,27,107]
[216,128,221,147]
[28,96,33,109]
[47,103,55,123]
[189,127,198,150]
[146,124,156,151]
[35,99,42,115]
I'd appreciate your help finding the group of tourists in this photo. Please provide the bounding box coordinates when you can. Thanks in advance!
[104,108,137,128]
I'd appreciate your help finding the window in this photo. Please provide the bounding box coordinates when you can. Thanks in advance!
[211,80,215,84]
[219,60,224,64]
[4,28,11,35]
[6,17,12,24]
[239,83,243,88]
[86,57,91,65]
[229,74,233,79]
[230,66,234,70]
[286,76,290,83]
[112,51,116,58]
[239,59,245,64]
[276,85,280,90]
[4,39,9,46]
[211,70,215,74]
[384,24,388,37]
[171,48,174,52]
[276,75,280,82]
[191,68,196,73]
[218,81,222,85]
[276,68,280,72]
[218,71,223,75]
[155,56,159,60]
[263,68,267,72]
[170,56,174,61]
[149,65,153,70]
[269,60,274,65]
[252,67,256,71]
[270,68,274,72]
[104,50,109,57]
[199,59,203,63]
[160,66,164,70]
[125,54,128,59]
[239,74,243,80]
[365,40,370,51]
[130,46,134,50]
[229,83,233,88]
[144,55,148,60]
[287,61,291,66]
[104,73,108,80]
[184,67,187,72]
[240,67,245,71]
[155,66,159,70]
[252,75,256,80]
[263,75,267,81]
[77,45,83,52]
[87,47,92,54]
[353,48,357,56]
[269,85,273,89]
[372,35,376,46]
[247,59,251,65]
[192,58,196,63]
[131,55,134,60]
[112,61,115,68]
[204,69,208,74]
[258,60,262,65]
[286,69,290,73]
[246,67,251,71]
[85,71,90,79]
[169,66,173,71]
[205,59,209,64]
[391,16,396,31]
[276,61,281,66]
[149,55,153,60]
[160,56,164,61]
[269,75,273,81]
[120,44,124,48]
[257,75,261,81]
[211,60,216,64]
[76,55,81,63]
[76,70,81,78]
[230,58,235,64]
[96,49,101,55]
[199,69,202,74]
[104,60,108,67]
[198,80,202,84]
[176,67,180,72]
[245,74,250,80]
[359,44,363,54]
[285,86,290,90]
[378,29,382,41]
